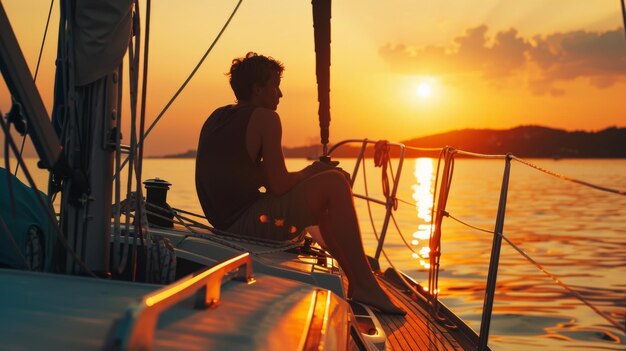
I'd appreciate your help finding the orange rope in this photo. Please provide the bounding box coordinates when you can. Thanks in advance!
[374,140,398,210]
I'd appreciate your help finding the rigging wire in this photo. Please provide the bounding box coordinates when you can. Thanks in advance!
[389,212,418,256]
[444,148,626,195]
[171,206,207,219]
[131,0,146,281]
[430,146,626,195]
[137,0,151,176]
[511,156,626,196]
[112,63,126,274]
[3,122,16,216]
[130,202,304,255]
[113,0,244,180]
[135,0,151,245]
[14,0,55,177]
[361,148,381,245]
[444,211,625,333]
[112,4,144,279]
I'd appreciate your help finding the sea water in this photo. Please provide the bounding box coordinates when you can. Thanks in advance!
[9,157,626,350]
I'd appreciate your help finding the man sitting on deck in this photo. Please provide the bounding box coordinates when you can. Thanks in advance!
[195,52,404,315]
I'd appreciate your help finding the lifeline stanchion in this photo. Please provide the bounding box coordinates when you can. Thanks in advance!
[478,153,512,351]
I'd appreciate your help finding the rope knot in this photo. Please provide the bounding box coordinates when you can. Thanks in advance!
[374,140,390,167]
[374,140,397,210]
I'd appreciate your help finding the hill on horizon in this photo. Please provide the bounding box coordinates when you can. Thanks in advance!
[399,125,626,158]
[155,125,626,158]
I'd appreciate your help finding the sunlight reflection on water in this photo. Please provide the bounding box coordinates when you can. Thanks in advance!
[411,158,435,270]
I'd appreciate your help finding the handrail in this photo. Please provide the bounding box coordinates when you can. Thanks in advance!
[114,253,255,350]
[328,138,408,154]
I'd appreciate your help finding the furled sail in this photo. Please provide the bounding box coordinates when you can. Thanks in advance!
[312,0,331,155]
[73,0,133,86]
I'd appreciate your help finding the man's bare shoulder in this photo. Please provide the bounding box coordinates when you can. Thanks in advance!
[250,107,281,131]
[251,107,280,121]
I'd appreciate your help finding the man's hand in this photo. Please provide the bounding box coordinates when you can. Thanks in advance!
[303,161,351,182]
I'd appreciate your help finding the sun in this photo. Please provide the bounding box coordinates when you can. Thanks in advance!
[403,76,440,105]
[417,82,432,98]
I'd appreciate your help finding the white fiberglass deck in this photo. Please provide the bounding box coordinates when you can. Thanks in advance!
[0,268,340,350]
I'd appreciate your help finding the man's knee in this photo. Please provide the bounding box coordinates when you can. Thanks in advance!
[298,170,352,201]
[316,170,352,196]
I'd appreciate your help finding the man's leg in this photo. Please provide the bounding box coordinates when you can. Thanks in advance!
[297,170,405,315]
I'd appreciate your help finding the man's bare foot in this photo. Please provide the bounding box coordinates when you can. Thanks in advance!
[351,289,406,315]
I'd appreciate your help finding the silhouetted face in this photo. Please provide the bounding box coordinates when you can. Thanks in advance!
[254,71,282,111]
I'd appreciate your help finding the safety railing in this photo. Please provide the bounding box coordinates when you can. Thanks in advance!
[327,139,626,351]
[113,252,255,350]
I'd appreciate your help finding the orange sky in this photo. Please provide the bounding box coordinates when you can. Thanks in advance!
[1,0,625,156]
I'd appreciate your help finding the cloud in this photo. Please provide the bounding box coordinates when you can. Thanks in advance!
[379,26,626,95]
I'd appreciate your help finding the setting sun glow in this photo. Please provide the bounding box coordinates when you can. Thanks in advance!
[417,83,432,98]
[0,1,624,156]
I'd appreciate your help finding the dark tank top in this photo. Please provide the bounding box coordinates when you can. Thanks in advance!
[195,105,263,229]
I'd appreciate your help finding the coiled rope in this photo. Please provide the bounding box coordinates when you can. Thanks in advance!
[374,140,397,210]
[426,147,456,317]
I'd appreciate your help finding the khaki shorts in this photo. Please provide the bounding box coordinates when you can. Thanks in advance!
[227,183,317,242]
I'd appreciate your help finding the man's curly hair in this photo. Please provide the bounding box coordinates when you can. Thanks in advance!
[228,52,284,101]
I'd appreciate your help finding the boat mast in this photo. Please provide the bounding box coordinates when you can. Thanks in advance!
[312,0,332,161]
[54,0,133,275]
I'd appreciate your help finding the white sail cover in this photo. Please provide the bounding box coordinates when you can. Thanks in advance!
[73,0,132,86]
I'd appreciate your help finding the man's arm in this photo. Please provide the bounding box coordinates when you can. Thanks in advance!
[253,109,331,195]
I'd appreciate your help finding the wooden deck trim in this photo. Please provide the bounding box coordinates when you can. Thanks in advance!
[342,272,470,350]
[379,277,463,350]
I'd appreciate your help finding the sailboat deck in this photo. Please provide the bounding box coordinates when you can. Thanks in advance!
[377,278,465,350]
[345,272,482,351]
